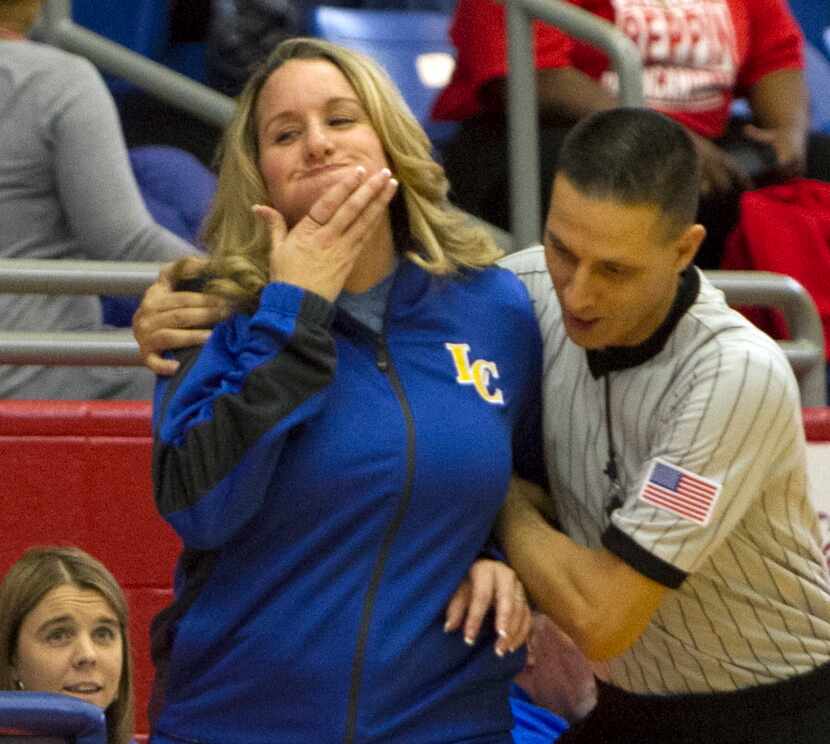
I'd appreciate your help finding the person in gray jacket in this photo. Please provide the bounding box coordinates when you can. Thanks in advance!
[0,0,197,399]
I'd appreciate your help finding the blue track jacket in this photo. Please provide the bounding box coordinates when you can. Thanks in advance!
[150,258,543,744]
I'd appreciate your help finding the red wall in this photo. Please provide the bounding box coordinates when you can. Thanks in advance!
[2,401,829,738]
[0,401,180,737]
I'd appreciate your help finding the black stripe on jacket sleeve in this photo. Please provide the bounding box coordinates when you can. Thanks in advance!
[153,290,336,517]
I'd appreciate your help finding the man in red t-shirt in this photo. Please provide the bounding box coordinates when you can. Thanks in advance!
[433,0,830,266]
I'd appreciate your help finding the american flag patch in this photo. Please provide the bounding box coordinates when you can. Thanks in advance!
[638,460,720,526]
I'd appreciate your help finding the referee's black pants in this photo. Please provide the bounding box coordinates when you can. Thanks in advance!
[557,662,830,744]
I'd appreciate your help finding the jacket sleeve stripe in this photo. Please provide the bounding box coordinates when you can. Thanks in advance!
[152,286,336,549]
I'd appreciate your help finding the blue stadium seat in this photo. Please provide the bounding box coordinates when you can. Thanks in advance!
[307,6,459,148]
[71,0,169,62]
[70,0,170,97]
[70,1,206,88]
[787,0,830,63]
[785,0,830,132]
[0,692,106,744]
[805,40,830,133]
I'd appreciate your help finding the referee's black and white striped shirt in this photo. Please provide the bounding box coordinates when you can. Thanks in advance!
[503,246,830,695]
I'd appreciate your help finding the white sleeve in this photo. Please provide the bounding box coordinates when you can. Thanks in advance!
[610,337,803,575]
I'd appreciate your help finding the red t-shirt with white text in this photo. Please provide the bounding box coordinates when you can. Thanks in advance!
[432,0,803,138]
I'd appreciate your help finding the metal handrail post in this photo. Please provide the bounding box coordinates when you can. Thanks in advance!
[516,0,644,106]
[504,0,643,249]
[39,0,70,38]
[506,4,542,253]
[708,271,827,406]
[38,0,235,129]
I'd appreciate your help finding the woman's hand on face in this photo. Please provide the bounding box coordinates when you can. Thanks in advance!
[254,166,398,302]
[444,558,533,658]
[133,258,229,376]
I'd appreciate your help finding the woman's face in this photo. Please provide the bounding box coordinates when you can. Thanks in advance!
[255,58,391,227]
[12,584,123,710]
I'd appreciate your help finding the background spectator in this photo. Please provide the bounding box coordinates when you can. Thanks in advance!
[0,0,198,399]
[433,0,830,267]
[0,545,134,744]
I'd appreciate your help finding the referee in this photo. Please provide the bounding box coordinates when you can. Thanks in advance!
[498,108,830,743]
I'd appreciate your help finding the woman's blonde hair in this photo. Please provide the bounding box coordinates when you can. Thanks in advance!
[185,36,501,311]
[0,0,43,34]
[0,546,134,744]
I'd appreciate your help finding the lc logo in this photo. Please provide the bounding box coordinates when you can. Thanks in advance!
[445,343,504,405]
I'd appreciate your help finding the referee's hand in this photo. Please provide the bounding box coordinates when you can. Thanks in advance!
[132,258,227,376]
[444,558,532,657]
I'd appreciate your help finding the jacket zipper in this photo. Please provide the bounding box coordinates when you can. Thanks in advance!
[343,337,417,744]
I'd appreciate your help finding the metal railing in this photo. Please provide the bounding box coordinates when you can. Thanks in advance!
[0,260,159,367]
[14,3,824,405]
[0,260,824,405]
[504,0,643,250]
[37,0,235,129]
[707,271,826,406]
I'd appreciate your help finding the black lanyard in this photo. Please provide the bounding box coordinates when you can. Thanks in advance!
[604,373,624,515]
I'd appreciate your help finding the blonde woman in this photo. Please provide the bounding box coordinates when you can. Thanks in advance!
[145,38,542,744]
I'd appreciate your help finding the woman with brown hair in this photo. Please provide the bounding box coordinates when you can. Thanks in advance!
[0,546,134,744]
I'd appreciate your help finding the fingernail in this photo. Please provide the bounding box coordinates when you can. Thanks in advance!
[497,628,508,639]
[464,636,475,646]
[356,166,366,176]
[389,178,399,188]
[443,621,451,633]
[495,646,505,658]
[381,167,391,177]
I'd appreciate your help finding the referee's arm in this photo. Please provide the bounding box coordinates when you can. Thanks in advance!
[496,476,667,661]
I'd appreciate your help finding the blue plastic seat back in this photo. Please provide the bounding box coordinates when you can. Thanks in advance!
[787,0,830,63]
[0,693,107,744]
[730,35,830,132]
[70,0,169,61]
[70,0,171,96]
[785,0,830,132]
[307,6,459,147]
[805,40,830,132]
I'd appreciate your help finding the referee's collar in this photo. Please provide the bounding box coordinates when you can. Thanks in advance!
[586,267,700,379]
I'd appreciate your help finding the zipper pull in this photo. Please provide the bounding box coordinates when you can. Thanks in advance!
[376,344,389,372]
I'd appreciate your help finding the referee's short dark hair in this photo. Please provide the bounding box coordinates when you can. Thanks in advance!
[556,107,701,237]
